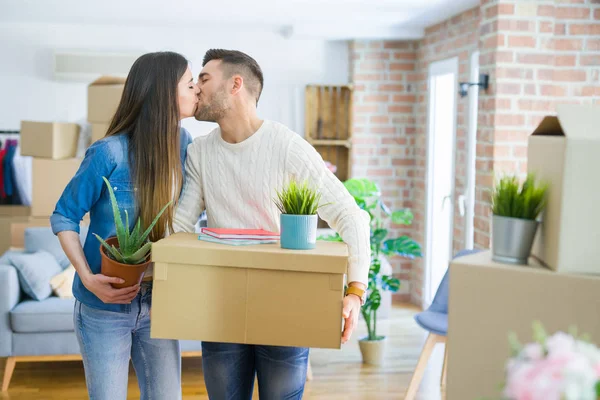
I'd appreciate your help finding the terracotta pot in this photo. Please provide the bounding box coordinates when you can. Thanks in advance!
[99,237,150,289]
[359,336,387,366]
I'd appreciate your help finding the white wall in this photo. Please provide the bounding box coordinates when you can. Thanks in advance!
[0,22,349,137]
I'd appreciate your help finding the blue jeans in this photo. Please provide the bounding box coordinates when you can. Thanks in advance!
[74,282,181,400]
[201,342,309,400]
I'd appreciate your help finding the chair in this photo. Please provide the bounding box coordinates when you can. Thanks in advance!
[404,249,481,400]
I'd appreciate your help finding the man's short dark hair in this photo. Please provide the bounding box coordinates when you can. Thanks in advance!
[203,49,264,104]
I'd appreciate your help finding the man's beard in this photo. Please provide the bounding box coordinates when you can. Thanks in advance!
[195,89,228,122]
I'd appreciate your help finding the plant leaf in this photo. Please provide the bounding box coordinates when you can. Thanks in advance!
[491,173,548,220]
[136,200,173,247]
[110,245,125,263]
[371,229,388,248]
[391,209,414,225]
[124,209,131,254]
[273,179,322,215]
[94,233,124,262]
[101,177,127,251]
[368,258,382,284]
[122,242,152,264]
[317,233,343,242]
[364,289,381,312]
[343,178,379,200]
[381,275,400,292]
[508,331,522,358]
[383,236,423,258]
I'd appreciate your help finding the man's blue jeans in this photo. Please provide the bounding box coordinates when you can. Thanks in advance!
[201,341,309,400]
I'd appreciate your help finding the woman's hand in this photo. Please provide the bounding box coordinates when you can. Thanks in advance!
[57,231,140,304]
[82,273,140,304]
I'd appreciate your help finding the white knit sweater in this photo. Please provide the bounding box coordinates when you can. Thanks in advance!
[173,120,371,284]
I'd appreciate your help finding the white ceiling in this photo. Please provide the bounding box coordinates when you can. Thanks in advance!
[1,0,480,40]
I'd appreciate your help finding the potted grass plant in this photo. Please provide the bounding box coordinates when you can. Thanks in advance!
[94,177,171,288]
[491,173,548,265]
[274,179,323,250]
[319,178,422,365]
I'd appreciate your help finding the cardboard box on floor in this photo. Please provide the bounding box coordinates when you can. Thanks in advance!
[20,121,80,159]
[0,206,31,254]
[88,76,126,123]
[528,104,600,274]
[150,233,348,349]
[91,123,109,144]
[31,158,81,217]
[447,251,600,400]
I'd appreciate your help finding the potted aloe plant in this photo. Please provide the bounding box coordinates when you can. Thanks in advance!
[274,179,323,250]
[94,177,171,288]
[491,173,548,265]
[320,178,422,365]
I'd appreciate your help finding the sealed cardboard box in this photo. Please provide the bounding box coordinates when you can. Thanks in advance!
[88,76,126,123]
[150,233,348,349]
[31,158,81,217]
[528,104,600,274]
[91,123,109,144]
[20,121,80,159]
[0,206,31,254]
[447,251,600,400]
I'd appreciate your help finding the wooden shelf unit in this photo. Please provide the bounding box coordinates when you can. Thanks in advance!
[305,84,353,183]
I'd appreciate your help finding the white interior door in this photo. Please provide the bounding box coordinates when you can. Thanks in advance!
[425,57,458,306]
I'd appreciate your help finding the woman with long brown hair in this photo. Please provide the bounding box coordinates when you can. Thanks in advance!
[50,51,198,400]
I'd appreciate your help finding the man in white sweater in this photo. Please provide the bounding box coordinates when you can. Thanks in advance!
[173,49,371,399]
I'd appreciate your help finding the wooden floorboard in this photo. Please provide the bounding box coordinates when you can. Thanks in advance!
[0,304,445,399]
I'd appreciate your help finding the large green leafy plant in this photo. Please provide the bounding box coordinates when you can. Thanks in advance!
[94,177,172,265]
[274,179,323,215]
[491,173,548,220]
[320,178,422,341]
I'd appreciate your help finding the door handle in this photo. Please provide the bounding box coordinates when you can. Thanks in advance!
[458,194,466,217]
[441,194,451,211]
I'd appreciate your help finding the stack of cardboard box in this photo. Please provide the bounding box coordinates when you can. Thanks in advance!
[8,76,126,251]
[88,76,126,144]
[447,104,600,399]
[20,120,82,220]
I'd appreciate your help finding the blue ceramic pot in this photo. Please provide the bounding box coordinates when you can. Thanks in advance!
[280,214,318,250]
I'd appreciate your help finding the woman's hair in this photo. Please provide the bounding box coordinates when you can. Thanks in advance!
[106,51,188,241]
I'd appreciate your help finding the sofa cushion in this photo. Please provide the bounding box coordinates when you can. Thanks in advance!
[10,297,75,333]
[25,226,88,268]
[13,332,80,356]
[8,251,63,301]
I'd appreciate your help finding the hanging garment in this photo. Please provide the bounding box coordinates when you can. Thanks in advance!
[0,145,7,199]
[12,145,32,206]
[3,141,16,199]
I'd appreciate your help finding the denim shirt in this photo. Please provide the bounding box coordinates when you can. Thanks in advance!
[50,128,193,313]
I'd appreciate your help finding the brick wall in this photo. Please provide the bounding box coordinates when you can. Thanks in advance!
[351,0,599,306]
[475,0,600,249]
[350,41,418,302]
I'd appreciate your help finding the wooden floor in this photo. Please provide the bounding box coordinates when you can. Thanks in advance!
[0,304,445,400]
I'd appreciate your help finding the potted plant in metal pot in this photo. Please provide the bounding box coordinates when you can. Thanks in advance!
[491,173,548,265]
[94,177,172,288]
[320,178,422,365]
[275,179,323,250]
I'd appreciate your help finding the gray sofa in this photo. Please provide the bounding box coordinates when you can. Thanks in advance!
[1,225,202,392]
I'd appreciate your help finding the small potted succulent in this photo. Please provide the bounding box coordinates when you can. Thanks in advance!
[94,177,171,288]
[491,173,548,265]
[274,179,323,250]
